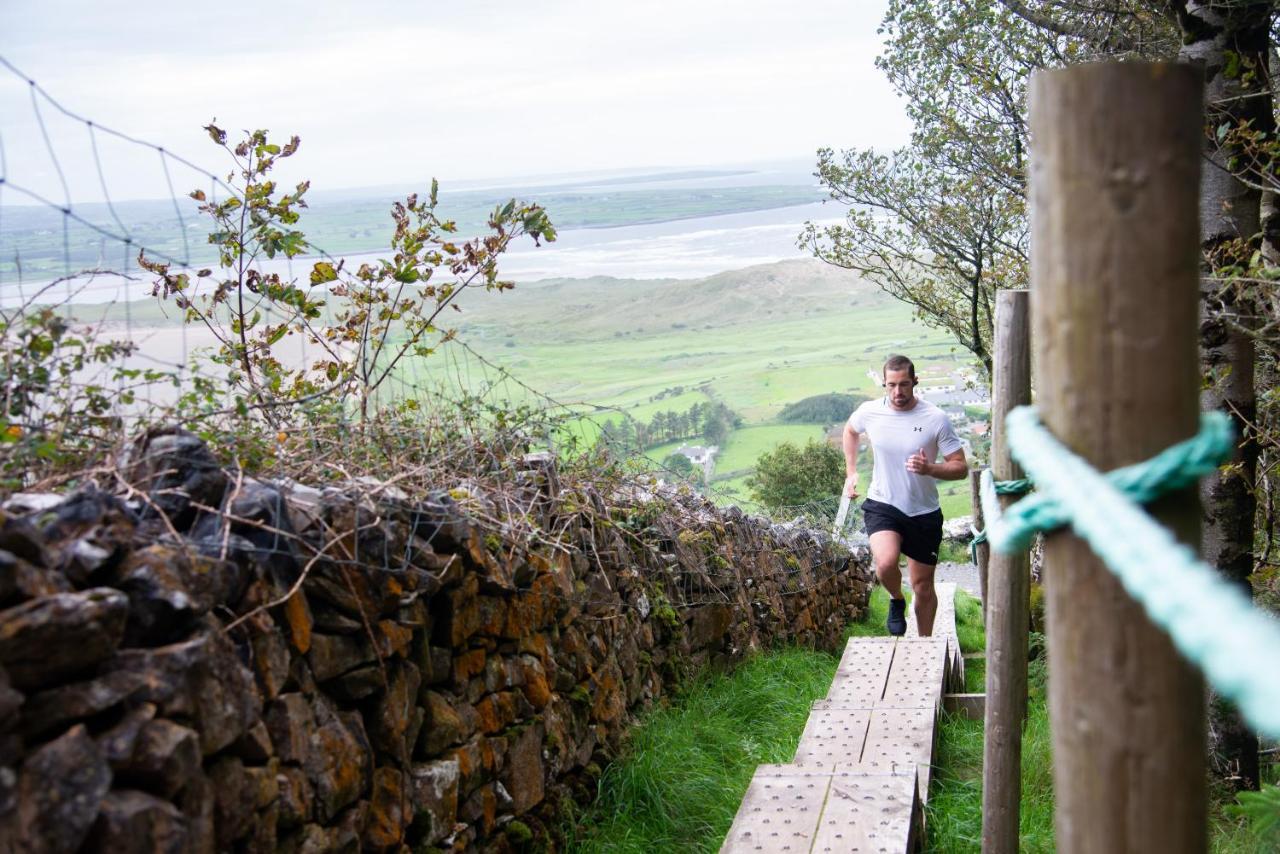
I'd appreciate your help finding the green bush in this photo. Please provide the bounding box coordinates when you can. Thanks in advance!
[778,392,871,425]
[747,438,844,513]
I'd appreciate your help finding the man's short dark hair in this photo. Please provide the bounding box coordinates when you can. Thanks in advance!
[883,354,916,380]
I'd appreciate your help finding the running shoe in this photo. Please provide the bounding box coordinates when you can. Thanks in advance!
[887,597,908,636]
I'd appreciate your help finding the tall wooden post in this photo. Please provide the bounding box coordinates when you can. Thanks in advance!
[1030,63,1207,852]
[981,289,1031,853]
[969,469,990,612]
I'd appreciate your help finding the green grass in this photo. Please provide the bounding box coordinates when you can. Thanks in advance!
[713,423,826,472]
[927,604,1279,853]
[566,648,842,853]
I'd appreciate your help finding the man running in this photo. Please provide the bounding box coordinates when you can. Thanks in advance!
[843,355,968,636]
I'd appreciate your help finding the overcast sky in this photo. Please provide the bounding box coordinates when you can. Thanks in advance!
[1,1,910,204]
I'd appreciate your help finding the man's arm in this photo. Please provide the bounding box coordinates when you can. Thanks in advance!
[927,448,968,481]
[842,422,861,497]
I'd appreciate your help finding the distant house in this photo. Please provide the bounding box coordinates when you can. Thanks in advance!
[971,421,990,436]
[676,444,718,482]
[676,445,716,467]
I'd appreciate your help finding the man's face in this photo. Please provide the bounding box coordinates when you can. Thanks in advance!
[884,367,916,410]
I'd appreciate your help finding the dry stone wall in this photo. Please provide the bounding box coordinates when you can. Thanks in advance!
[0,429,871,853]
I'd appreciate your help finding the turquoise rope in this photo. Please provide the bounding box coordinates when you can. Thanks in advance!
[987,412,1236,552]
[968,478,1030,562]
[989,406,1280,739]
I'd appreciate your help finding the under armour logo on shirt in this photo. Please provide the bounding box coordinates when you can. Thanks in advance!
[913,426,924,432]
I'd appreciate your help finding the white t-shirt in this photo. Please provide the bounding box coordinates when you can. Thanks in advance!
[847,397,964,517]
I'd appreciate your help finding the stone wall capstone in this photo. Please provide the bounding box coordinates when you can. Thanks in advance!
[0,430,872,853]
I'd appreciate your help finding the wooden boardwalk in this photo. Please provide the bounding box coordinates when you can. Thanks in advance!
[721,584,963,853]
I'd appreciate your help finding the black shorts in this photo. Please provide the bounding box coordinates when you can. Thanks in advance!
[862,498,944,565]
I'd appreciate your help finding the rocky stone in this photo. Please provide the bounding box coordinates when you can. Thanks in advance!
[460,782,498,835]
[518,656,551,710]
[276,765,312,828]
[114,546,206,646]
[265,693,314,765]
[119,719,201,799]
[245,760,281,809]
[0,587,128,690]
[245,612,291,700]
[0,548,69,607]
[328,664,384,702]
[376,618,414,658]
[419,644,453,685]
[330,799,367,851]
[105,627,260,756]
[687,604,733,648]
[84,789,188,854]
[277,823,334,854]
[453,647,486,684]
[20,670,146,740]
[178,772,215,854]
[307,632,375,683]
[475,691,520,735]
[502,722,545,815]
[409,758,459,847]
[97,702,158,766]
[589,659,626,724]
[418,690,468,756]
[244,802,279,854]
[208,755,255,848]
[232,720,275,764]
[303,561,404,620]
[0,513,49,569]
[282,590,313,654]
[363,767,407,850]
[308,597,361,635]
[304,696,371,823]
[370,660,420,757]
[122,427,228,529]
[0,664,22,734]
[17,724,111,853]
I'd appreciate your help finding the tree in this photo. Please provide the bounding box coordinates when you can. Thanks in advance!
[824,0,1273,787]
[802,1,1050,377]
[778,392,872,425]
[748,439,845,513]
[1168,0,1273,793]
[703,408,731,446]
[661,452,696,481]
[142,125,555,425]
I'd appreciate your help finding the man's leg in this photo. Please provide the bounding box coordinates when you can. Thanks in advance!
[870,531,909,635]
[869,531,904,595]
[908,558,937,636]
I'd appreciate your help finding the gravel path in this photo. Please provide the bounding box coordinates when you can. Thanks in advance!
[935,562,981,600]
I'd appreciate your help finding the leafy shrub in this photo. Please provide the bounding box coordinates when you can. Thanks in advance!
[778,392,870,425]
[747,438,844,513]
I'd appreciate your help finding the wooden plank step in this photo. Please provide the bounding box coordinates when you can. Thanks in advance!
[905,582,965,691]
[799,703,938,803]
[877,639,947,710]
[826,637,896,706]
[720,765,920,854]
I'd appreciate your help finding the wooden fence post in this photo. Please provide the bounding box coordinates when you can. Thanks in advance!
[981,289,1031,853]
[1030,62,1206,852]
[969,469,989,612]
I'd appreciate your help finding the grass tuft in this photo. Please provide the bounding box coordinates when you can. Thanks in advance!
[566,647,840,853]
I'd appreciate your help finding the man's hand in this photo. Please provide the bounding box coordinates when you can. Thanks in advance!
[906,448,933,476]
[843,473,859,498]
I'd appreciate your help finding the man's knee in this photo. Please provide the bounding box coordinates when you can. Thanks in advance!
[873,554,901,579]
[910,574,936,597]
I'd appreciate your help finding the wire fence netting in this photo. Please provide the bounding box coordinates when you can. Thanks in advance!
[0,57,868,618]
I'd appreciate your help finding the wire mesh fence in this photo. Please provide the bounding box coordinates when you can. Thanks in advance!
[0,56,869,616]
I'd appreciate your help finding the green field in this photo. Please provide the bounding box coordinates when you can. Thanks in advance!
[389,258,981,519]
[80,255,981,521]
